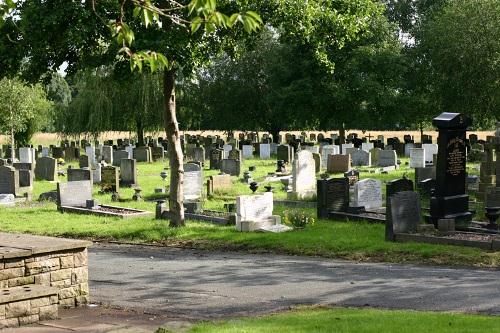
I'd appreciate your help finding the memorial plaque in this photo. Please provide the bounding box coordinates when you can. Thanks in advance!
[327,154,351,173]
[120,158,137,187]
[410,148,425,168]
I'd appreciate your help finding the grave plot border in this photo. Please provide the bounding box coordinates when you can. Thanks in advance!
[161,210,236,225]
[394,232,500,250]
[328,211,386,223]
[58,204,153,219]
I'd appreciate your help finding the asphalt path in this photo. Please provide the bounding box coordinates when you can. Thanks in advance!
[89,243,500,319]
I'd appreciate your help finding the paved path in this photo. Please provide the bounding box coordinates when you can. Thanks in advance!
[89,243,500,319]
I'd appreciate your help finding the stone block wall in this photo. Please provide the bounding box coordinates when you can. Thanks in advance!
[0,248,89,308]
[0,294,58,328]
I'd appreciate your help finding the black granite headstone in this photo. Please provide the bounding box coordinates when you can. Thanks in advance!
[317,178,349,218]
[429,112,472,225]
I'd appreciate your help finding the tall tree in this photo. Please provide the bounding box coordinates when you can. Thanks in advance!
[412,0,500,127]
[0,77,51,158]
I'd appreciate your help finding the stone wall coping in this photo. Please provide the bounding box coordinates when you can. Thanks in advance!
[0,233,92,259]
[0,285,59,304]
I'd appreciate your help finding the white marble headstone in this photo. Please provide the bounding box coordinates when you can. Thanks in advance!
[352,178,382,210]
[184,163,203,201]
[410,148,425,168]
[292,150,316,198]
[341,144,354,155]
[422,144,438,163]
[242,145,253,158]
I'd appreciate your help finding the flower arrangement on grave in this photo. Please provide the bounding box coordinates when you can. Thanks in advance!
[282,209,315,229]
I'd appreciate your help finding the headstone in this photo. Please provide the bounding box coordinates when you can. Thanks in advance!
[415,167,436,184]
[236,192,277,231]
[210,149,223,170]
[341,143,354,155]
[312,153,321,173]
[429,112,472,224]
[277,145,293,163]
[259,144,271,159]
[228,148,242,161]
[361,143,374,152]
[291,150,316,199]
[386,191,421,240]
[68,168,93,184]
[220,159,241,177]
[386,178,414,198]
[351,149,371,167]
[120,158,137,187]
[112,150,129,167]
[327,154,351,173]
[101,146,113,164]
[184,163,203,201]
[422,144,438,163]
[57,180,92,207]
[404,143,415,157]
[188,147,205,164]
[151,146,164,162]
[0,166,19,196]
[101,166,119,192]
[41,147,50,158]
[207,174,232,196]
[352,179,382,210]
[222,144,232,159]
[52,147,64,159]
[35,157,57,181]
[370,148,381,166]
[242,145,253,158]
[344,169,360,186]
[410,148,425,168]
[19,147,34,164]
[317,178,350,217]
[134,147,152,162]
[79,155,91,168]
[320,145,339,170]
[378,150,397,167]
[85,146,96,166]
[93,163,102,184]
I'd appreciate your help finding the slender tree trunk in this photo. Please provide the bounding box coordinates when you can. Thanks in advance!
[10,128,15,161]
[270,126,281,144]
[136,118,145,146]
[339,123,346,145]
[163,69,185,227]
[419,122,424,144]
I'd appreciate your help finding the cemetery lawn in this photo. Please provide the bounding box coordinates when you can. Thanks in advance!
[1,158,496,268]
[183,307,500,333]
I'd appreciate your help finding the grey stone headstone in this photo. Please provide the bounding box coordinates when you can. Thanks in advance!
[120,159,137,187]
[101,166,119,192]
[386,191,421,240]
[79,155,91,168]
[57,180,93,207]
[220,159,241,177]
[378,150,397,167]
[102,145,113,164]
[35,157,57,181]
[68,168,93,184]
[112,150,129,167]
[133,147,152,162]
[184,163,203,201]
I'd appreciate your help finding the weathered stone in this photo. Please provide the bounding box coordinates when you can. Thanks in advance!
[18,314,39,326]
[58,286,79,300]
[8,276,35,287]
[58,298,75,308]
[0,318,19,328]
[60,255,75,269]
[30,297,50,309]
[73,249,88,267]
[25,258,60,275]
[34,273,51,285]
[4,259,24,269]
[38,305,57,320]
[5,300,30,318]
[71,267,88,284]
[0,268,24,281]
[50,268,72,282]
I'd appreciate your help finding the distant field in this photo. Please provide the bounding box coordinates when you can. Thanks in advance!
[0,130,495,146]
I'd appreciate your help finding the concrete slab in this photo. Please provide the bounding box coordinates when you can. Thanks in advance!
[0,233,92,256]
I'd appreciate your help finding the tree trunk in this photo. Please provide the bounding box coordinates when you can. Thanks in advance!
[339,123,346,145]
[163,69,185,227]
[419,122,424,144]
[10,128,15,161]
[270,126,281,144]
[136,118,145,146]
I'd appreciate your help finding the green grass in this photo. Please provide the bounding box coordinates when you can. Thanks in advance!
[185,307,500,333]
[1,156,497,268]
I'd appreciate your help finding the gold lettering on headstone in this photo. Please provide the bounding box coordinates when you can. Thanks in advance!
[446,137,465,176]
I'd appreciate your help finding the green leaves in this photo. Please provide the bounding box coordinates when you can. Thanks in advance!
[0,0,16,27]
[128,50,169,73]
[111,22,135,46]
